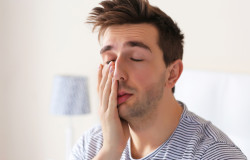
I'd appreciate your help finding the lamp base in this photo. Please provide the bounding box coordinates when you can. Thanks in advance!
[66,117,73,160]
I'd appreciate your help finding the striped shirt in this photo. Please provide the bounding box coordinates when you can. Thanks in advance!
[70,102,247,160]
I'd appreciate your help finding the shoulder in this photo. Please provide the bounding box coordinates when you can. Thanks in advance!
[70,124,103,160]
[180,106,246,159]
[200,142,247,160]
[181,104,234,145]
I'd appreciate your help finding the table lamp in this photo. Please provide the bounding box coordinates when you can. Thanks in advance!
[50,75,90,160]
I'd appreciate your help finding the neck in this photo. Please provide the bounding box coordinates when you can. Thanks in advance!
[128,94,183,159]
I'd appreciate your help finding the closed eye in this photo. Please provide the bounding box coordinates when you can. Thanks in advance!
[131,58,143,62]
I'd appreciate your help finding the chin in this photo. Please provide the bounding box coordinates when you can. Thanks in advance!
[118,103,129,119]
[118,97,136,119]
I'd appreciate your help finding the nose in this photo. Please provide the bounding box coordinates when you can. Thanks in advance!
[113,57,128,81]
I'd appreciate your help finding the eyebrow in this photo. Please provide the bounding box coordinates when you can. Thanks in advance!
[100,45,113,54]
[100,41,152,54]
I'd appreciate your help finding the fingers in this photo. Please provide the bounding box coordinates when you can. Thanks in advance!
[108,76,118,112]
[98,62,117,113]
[102,63,115,111]
[98,64,110,104]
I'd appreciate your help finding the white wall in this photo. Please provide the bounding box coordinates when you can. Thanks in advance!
[1,0,249,159]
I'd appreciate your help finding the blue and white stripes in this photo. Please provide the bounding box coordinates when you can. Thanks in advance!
[70,102,246,160]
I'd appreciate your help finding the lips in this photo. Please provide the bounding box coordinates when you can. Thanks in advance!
[117,92,133,105]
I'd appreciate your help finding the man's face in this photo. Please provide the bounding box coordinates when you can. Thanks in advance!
[101,23,168,121]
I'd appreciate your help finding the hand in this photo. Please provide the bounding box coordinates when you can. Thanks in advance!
[94,62,129,160]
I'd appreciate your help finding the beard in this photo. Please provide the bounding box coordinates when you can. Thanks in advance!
[118,71,166,123]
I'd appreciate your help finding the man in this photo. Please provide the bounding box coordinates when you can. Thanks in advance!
[71,0,246,159]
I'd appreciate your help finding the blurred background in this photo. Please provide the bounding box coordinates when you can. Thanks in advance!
[0,0,249,159]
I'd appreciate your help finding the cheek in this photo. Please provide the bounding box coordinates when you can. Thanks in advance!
[128,61,167,91]
[131,67,156,88]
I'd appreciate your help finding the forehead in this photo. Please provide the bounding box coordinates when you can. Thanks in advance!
[101,23,159,47]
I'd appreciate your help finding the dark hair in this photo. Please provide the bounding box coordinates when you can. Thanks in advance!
[87,0,184,92]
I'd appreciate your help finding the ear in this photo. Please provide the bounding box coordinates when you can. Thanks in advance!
[166,59,183,89]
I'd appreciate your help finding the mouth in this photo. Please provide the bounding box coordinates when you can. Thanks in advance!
[117,92,133,105]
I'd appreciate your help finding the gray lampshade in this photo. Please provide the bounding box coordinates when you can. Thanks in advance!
[50,75,90,115]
